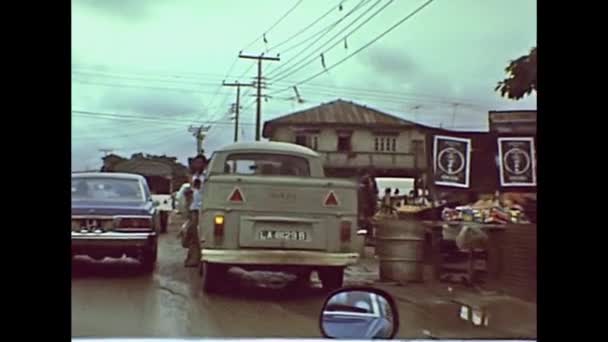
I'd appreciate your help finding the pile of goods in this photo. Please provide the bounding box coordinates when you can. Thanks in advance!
[441,198,530,224]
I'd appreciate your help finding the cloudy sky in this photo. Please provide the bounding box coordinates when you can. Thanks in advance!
[72,0,536,171]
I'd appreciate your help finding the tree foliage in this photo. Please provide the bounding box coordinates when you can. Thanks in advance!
[496,47,537,100]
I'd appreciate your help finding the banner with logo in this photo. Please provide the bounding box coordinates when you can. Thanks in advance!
[433,135,471,188]
[498,137,537,187]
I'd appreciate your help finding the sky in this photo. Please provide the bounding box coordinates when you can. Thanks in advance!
[71,0,537,171]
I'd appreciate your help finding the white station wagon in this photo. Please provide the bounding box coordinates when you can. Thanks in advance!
[198,141,361,292]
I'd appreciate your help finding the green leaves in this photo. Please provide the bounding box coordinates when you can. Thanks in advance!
[496,47,537,100]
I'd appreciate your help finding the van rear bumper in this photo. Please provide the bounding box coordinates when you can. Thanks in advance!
[201,249,359,267]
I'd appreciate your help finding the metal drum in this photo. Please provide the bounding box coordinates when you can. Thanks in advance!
[375,217,426,283]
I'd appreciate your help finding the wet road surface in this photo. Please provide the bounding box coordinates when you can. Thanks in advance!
[72,216,535,339]
[72,217,335,338]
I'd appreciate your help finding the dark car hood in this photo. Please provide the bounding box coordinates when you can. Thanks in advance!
[71,200,153,216]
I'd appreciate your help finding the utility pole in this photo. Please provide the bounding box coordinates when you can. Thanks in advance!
[239,53,280,141]
[188,125,210,155]
[223,81,254,142]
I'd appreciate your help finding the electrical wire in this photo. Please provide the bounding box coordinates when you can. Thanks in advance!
[72,110,256,126]
[270,0,435,96]
[269,0,394,82]
[72,126,178,142]
[267,0,353,53]
[272,80,489,107]
[289,84,487,109]
[72,70,224,87]
[266,0,372,78]
[241,0,305,52]
[72,78,222,95]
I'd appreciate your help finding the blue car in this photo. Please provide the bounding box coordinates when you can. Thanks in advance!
[322,291,394,339]
[71,172,160,271]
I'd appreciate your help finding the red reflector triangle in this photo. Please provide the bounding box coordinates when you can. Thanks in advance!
[228,188,244,202]
[324,191,339,206]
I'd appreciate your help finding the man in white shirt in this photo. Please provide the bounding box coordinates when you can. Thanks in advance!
[184,154,208,267]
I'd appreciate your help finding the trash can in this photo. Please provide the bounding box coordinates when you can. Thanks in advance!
[375,216,426,283]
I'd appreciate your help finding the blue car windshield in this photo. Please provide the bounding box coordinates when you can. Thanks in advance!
[72,177,144,202]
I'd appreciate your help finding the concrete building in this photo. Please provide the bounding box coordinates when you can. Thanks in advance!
[262,99,432,179]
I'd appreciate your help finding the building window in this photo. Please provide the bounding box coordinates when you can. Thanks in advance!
[295,134,318,150]
[295,135,307,147]
[337,135,351,152]
[375,136,396,152]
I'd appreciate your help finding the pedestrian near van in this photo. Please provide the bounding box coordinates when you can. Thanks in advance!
[183,154,208,268]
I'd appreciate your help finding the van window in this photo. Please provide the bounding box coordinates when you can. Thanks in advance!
[224,153,310,177]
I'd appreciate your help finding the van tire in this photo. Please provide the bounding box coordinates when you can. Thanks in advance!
[319,266,344,291]
[201,262,224,293]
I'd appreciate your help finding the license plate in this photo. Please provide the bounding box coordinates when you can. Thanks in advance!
[259,230,308,241]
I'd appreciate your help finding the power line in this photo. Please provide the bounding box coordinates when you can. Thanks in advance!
[72,70,225,87]
[270,0,435,96]
[267,0,353,53]
[270,0,369,61]
[266,0,373,78]
[269,0,394,82]
[241,0,305,52]
[72,63,242,81]
[288,84,488,109]
[72,110,256,126]
[72,78,222,94]
[73,126,178,141]
[275,80,489,106]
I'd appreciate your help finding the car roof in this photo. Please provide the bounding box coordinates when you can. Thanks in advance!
[71,172,145,181]
[216,141,319,157]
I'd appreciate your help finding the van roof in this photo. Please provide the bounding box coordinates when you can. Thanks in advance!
[216,141,319,157]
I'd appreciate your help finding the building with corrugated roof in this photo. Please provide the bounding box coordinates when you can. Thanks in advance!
[262,99,431,179]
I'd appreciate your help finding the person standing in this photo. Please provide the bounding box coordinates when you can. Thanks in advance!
[184,154,208,267]
[381,188,395,214]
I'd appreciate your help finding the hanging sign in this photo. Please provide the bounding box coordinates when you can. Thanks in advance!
[498,137,537,187]
[433,135,471,188]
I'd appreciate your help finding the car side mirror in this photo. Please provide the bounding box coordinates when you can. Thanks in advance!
[320,287,399,339]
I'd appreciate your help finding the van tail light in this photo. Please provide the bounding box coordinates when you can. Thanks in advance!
[214,215,225,237]
[340,221,352,243]
[115,217,153,231]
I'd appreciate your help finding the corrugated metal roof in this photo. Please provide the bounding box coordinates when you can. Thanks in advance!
[263,99,418,136]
